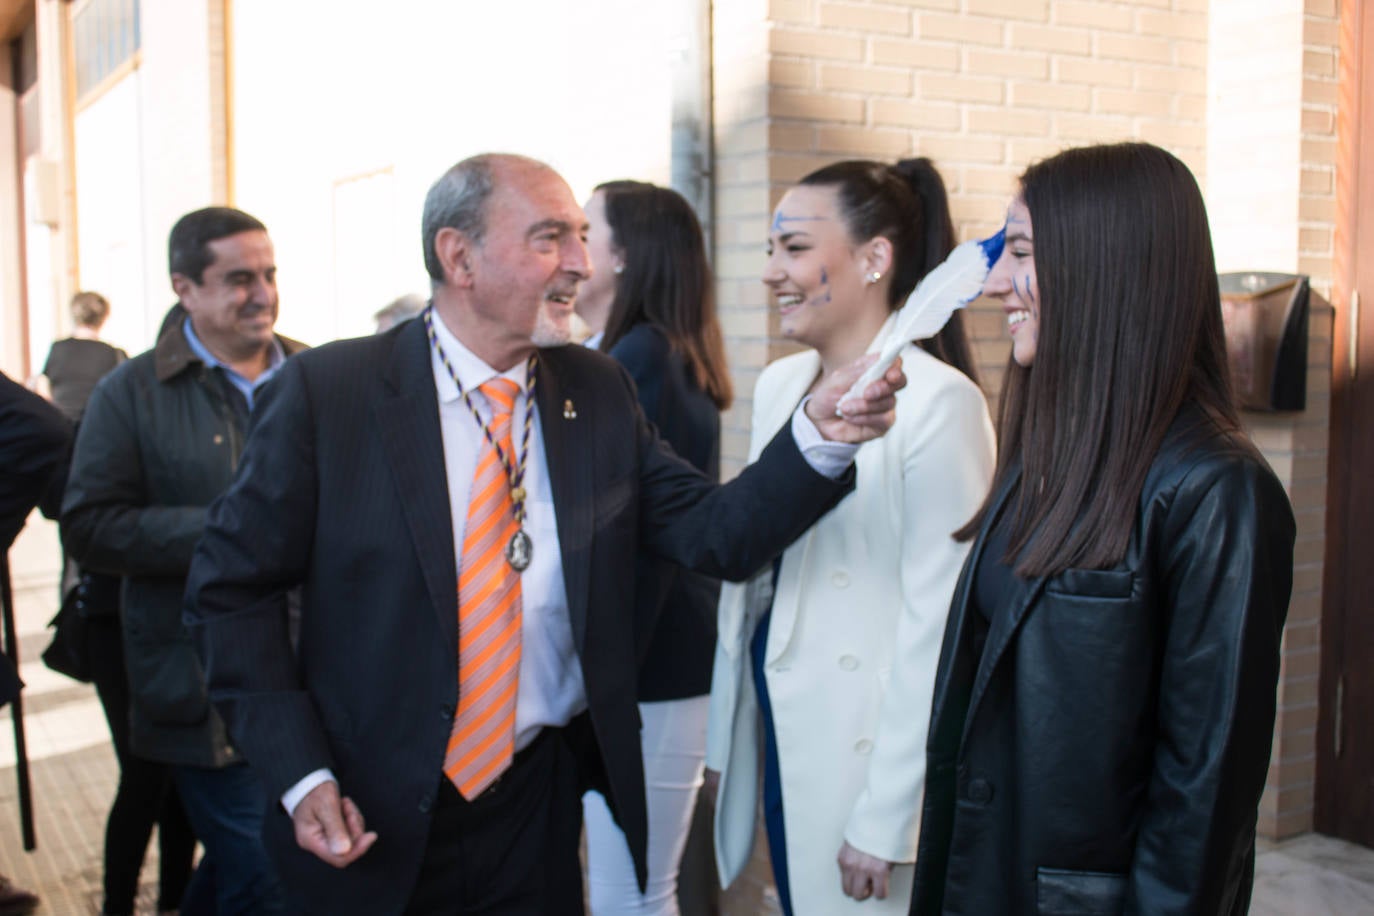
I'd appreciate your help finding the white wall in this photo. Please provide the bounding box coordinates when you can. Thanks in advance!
[231,0,679,344]
[1206,0,1305,275]
[71,0,217,353]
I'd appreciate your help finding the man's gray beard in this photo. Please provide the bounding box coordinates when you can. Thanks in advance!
[531,310,572,348]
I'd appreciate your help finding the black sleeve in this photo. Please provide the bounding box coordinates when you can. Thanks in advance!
[1125,456,1295,914]
[61,371,207,576]
[0,372,72,550]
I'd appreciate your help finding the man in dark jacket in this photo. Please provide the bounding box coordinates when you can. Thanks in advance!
[62,207,306,915]
[0,372,68,916]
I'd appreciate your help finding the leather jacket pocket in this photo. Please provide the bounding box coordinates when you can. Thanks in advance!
[1045,568,1135,600]
[1036,867,1126,915]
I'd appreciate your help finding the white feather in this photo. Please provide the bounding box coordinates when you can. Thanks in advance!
[841,229,1004,403]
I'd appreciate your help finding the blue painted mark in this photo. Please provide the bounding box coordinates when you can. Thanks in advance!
[817,267,832,304]
[978,226,1006,266]
[1016,274,1037,304]
[771,212,829,234]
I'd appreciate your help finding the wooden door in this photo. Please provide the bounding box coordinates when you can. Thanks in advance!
[1317,0,1374,849]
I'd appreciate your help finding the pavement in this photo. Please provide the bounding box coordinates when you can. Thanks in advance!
[2,516,1372,916]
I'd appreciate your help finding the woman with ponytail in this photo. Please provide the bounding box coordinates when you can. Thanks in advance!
[704,159,995,913]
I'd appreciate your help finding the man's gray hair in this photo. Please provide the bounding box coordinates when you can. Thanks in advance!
[420,153,547,283]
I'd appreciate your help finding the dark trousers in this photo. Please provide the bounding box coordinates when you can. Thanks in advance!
[403,726,584,915]
[173,762,286,916]
[88,615,197,916]
[751,609,793,916]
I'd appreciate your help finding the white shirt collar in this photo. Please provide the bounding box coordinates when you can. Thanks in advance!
[427,310,530,406]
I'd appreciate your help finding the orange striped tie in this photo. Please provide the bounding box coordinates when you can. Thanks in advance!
[444,378,523,799]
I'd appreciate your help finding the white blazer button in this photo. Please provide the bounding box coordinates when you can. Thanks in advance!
[839,655,859,671]
[855,739,873,755]
[831,570,850,588]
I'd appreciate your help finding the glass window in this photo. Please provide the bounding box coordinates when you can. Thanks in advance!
[73,0,141,99]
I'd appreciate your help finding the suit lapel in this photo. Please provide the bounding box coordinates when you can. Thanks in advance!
[535,348,594,651]
[376,320,459,651]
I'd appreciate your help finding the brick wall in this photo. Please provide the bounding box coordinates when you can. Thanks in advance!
[1249,0,1341,843]
[714,0,1213,475]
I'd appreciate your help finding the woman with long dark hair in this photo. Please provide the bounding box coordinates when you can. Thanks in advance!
[910,142,1296,915]
[705,159,995,914]
[575,180,733,915]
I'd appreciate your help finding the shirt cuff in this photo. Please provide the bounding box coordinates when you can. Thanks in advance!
[792,398,859,479]
[282,768,336,816]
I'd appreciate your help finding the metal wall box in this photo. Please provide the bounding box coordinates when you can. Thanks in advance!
[1219,271,1310,412]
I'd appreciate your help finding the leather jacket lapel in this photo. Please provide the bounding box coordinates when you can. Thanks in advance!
[961,466,1047,745]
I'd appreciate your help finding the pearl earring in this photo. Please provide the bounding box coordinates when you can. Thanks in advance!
[866,271,883,285]
[613,264,624,275]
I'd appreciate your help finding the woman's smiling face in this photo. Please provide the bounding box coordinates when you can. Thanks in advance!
[762,185,871,349]
[983,196,1040,368]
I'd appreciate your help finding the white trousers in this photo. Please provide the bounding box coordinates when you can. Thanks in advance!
[583,695,710,916]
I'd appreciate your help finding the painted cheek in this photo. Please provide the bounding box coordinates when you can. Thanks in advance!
[810,266,833,306]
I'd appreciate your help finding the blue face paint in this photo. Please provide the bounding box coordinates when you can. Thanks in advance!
[771,212,829,234]
[815,266,832,305]
[978,226,1006,266]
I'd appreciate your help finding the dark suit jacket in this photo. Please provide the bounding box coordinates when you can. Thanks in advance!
[1,373,72,708]
[608,323,722,701]
[184,318,854,915]
[909,405,1295,916]
[0,372,71,551]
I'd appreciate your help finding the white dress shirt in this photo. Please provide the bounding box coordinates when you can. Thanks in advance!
[282,315,857,815]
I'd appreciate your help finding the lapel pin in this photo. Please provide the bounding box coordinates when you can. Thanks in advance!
[563,399,577,419]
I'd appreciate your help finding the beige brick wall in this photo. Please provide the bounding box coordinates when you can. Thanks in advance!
[1248,297,1333,841]
[714,0,1214,475]
[1251,0,1340,843]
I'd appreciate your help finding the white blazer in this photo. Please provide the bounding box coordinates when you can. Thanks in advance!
[706,324,996,914]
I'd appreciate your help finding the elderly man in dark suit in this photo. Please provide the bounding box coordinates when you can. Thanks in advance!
[184,153,906,915]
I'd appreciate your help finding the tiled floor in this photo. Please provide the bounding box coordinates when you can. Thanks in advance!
[3,517,1373,915]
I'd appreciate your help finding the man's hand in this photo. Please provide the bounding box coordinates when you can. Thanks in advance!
[806,355,906,444]
[293,780,378,868]
[838,841,895,902]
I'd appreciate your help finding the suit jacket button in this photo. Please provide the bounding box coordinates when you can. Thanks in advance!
[440,704,454,720]
[838,655,859,671]
[966,778,993,804]
[418,794,433,813]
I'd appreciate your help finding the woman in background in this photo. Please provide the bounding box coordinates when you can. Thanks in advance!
[34,291,127,422]
[40,292,196,916]
[705,159,995,914]
[576,180,734,915]
[910,142,1295,915]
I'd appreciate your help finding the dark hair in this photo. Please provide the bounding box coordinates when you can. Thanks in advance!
[168,207,267,284]
[596,180,734,410]
[798,158,978,383]
[957,142,1238,577]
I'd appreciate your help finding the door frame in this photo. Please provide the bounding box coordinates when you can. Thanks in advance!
[1317,0,1374,846]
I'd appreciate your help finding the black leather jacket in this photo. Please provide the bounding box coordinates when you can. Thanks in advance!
[61,307,306,767]
[911,404,1296,916]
